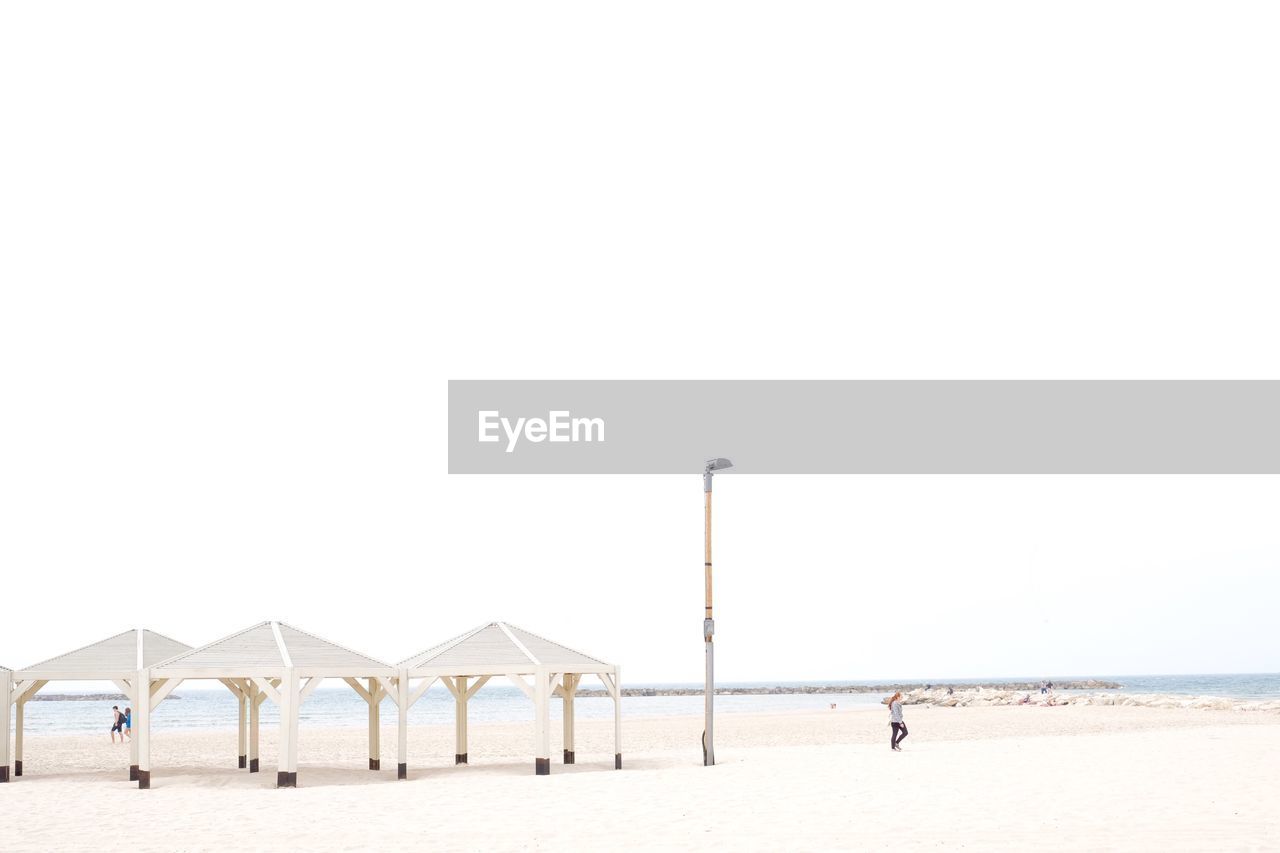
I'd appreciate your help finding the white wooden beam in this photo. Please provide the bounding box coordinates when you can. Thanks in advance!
[152,678,182,707]
[136,668,152,788]
[249,680,261,773]
[534,667,550,775]
[507,673,534,701]
[1,670,12,782]
[251,676,282,706]
[367,677,381,770]
[396,669,409,780]
[343,677,371,703]
[613,665,622,770]
[299,676,324,702]
[455,676,468,764]
[407,676,436,707]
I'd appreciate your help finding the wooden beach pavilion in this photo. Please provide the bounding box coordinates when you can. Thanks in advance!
[391,622,621,777]
[8,628,193,782]
[143,621,398,788]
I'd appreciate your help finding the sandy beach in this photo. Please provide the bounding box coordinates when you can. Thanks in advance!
[3,704,1277,851]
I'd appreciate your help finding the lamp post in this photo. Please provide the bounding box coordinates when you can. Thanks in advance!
[702,456,732,766]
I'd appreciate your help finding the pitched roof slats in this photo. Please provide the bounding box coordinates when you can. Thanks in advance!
[153,621,391,673]
[399,622,608,670]
[19,629,192,675]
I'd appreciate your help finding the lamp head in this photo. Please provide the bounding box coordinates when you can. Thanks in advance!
[704,457,733,491]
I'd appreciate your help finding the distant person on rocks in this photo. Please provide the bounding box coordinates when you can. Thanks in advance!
[1040,681,1048,694]
[886,692,908,751]
[111,705,124,743]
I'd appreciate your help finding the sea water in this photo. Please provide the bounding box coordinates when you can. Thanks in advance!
[15,674,1280,736]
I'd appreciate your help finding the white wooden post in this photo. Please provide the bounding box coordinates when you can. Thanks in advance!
[367,677,380,770]
[562,673,577,764]
[238,686,247,769]
[277,668,295,788]
[136,669,152,789]
[127,679,139,780]
[1,671,11,782]
[249,680,261,773]
[534,667,550,775]
[13,695,23,778]
[396,671,408,780]
[455,675,468,764]
[613,665,622,769]
[287,669,300,785]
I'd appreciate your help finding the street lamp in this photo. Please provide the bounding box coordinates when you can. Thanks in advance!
[702,456,732,766]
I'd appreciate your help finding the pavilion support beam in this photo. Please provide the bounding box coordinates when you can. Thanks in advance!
[277,668,299,787]
[396,673,408,780]
[367,677,381,770]
[136,670,152,789]
[455,676,468,765]
[534,667,551,776]
[14,699,23,777]
[13,679,46,778]
[613,667,623,769]
[1,670,11,782]
[238,687,248,769]
[249,680,261,773]
[126,676,138,778]
[562,673,579,764]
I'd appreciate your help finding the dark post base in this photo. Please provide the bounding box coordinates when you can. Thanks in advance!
[615,753,622,769]
[397,762,407,780]
[369,758,380,770]
[0,766,9,782]
[535,757,550,775]
[137,770,151,789]
[129,764,138,781]
[276,771,298,788]
[250,758,259,773]
[564,749,575,764]
[238,755,247,769]
[455,753,467,765]
[14,760,22,777]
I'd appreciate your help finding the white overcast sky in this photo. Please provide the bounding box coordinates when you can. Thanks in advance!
[2,2,1278,683]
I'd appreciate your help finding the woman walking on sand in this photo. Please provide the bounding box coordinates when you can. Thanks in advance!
[887,692,908,751]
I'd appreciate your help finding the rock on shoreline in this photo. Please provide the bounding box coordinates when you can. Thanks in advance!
[576,680,1121,698]
[900,687,1280,713]
[29,693,183,702]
